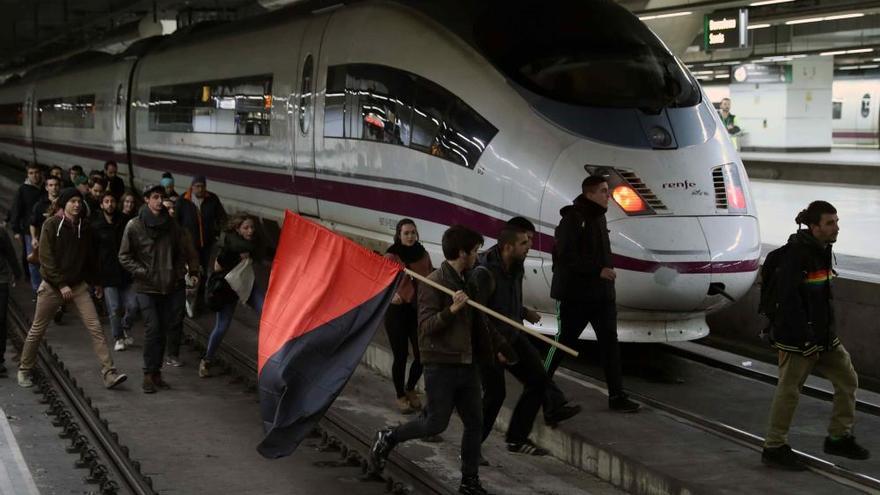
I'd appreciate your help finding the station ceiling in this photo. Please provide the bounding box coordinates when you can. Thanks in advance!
[1,0,878,78]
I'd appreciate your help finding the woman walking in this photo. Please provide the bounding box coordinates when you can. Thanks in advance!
[199,213,265,377]
[384,219,433,413]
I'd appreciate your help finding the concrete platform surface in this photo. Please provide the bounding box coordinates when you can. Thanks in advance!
[741,149,880,168]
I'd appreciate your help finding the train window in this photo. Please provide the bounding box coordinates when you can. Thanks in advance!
[299,55,314,135]
[348,64,413,146]
[0,102,23,126]
[832,101,842,120]
[149,74,272,136]
[36,94,95,128]
[324,66,346,138]
[324,63,496,169]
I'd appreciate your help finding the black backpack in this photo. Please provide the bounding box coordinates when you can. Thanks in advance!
[758,244,790,319]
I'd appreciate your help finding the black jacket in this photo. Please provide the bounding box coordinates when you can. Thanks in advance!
[770,231,839,356]
[108,176,125,199]
[550,195,615,303]
[0,229,23,283]
[212,231,261,274]
[176,189,227,251]
[471,245,527,344]
[30,196,56,235]
[118,207,200,294]
[91,212,130,287]
[8,182,44,235]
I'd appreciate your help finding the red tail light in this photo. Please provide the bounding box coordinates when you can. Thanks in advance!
[612,185,647,213]
[727,184,746,210]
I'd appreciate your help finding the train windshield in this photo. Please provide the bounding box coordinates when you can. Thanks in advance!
[475,0,700,110]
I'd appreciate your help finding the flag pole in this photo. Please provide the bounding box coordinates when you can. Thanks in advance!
[404,268,579,358]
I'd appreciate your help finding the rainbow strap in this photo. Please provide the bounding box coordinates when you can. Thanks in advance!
[804,269,833,286]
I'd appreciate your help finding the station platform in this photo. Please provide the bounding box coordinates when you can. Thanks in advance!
[0,408,41,495]
[741,148,880,186]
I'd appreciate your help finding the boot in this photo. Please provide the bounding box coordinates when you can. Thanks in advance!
[459,475,492,495]
[405,389,422,410]
[152,371,171,390]
[199,359,212,378]
[142,373,157,394]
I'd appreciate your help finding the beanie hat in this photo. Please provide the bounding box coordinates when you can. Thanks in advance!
[191,175,207,186]
[160,177,174,188]
[57,188,83,211]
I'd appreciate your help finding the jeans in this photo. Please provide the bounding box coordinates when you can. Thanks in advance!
[481,334,550,444]
[384,303,423,398]
[23,234,41,294]
[0,283,8,365]
[546,300,623,397]
[391,364,483,478]
[20,282,115,375]
[103,284,137,340]
[204,284,265,360]
[137,288,185,373]
[765,345,858,448]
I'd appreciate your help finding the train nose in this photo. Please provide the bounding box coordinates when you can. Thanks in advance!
[611,215,760,312]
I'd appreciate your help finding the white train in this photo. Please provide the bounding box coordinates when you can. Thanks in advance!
[0,0,761,342]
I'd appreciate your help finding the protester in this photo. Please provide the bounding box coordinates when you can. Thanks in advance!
[104,161,125,200]
[176,175,226,316]
[8,163,44,293]
[85,178,106,221]
[200,213,265,377]
[119,184,200,393]
[547,175,640,413]
[92,192,137,351]
[17,188,127,389]
[120,192,138,221]
[761,201,870,470]
[25,175,62,294]
[161,172,179,203]
[66,165,85,189]
[0,227,24,377]
[369,225,515,495]
[383,219,432,413]
[48,165,64,182]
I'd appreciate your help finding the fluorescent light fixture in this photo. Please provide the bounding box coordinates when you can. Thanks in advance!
[639,11,692,21]
[704,62,724,67]
[750,0,794,5]
[715,73,731,78]
[846,48,874,54]
[874,58,880,61]
[786,13,864,25]
[820,48,874,56]
[692,70,716,75]
[839,66,860,70]
[860,64,879,69]
[748,23,772,29]
[838,64,879,70]
[724,60,743,65]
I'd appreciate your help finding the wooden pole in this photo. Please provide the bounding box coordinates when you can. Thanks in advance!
[404,268,579,358]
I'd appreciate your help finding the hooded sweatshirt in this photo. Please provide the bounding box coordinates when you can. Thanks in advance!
[550,194,615,303]
[39,211,95,289]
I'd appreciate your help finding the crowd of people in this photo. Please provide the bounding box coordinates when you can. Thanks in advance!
[0,162,871,495]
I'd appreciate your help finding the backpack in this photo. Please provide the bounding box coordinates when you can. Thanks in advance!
[758,244,791,319]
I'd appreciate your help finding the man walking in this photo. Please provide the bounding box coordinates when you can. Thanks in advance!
[176,175,226,316]
[8,163,44,293]
[119,185,200,393]
[546,175,639,413]
[17,188,127,389]
[761,201,870,470]
[369,225,516,495]
[472,221,580,457]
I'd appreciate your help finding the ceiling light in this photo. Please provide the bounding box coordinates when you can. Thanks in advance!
[705,62,724,67]
[748,24,772,30]
[715,74,731,78]
[750,0,794,5]
[723,61,743,65]
[639,11,692,21]
[786,13,864,25]
[821,48,874,56]
[859,64,879,69]
[839,66,861,70]
[824,13,865,21]
[785,17,825,25]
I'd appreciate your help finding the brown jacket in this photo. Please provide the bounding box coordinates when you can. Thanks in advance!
[39,213,96,289]
[417,261,516,365]
[118,208,200,294]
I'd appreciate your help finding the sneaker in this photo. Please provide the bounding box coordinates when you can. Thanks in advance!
[17,370,33,388]
[368,428,396,475]
[164,356,184,367]
[142,374,157,394]
[507,439,549,456]
[114,339,126,351]
[545,404,582,427]
[762,444,808,471]
[199,359,213,378]
[824,434,871,460]
[609,395,641,413]
[405,389,422,410]
[103,370,127,389]
[396,396,415,414]
[459,475,492,495]
[123,332,135,346]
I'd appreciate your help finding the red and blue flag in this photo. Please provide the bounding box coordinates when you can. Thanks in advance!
[257,211,403,458]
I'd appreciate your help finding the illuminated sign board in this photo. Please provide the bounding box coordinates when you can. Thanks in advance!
[704,9,749,51]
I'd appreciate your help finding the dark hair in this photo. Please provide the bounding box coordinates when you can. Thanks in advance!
[441,225,483,260]
[226,212,259,233]
[70,165,83,173]
[104,160,117,170]
[89,177,107,189]
[497,226,528,249]
[581,175,607,193]
[393,218,418,245]
[45,175,61,184]
[795,201,837,227]
[26,162,40,171]
[506,216,535,233]
[89,169,104,179]
[100,191,117,202]
[721,97,731,103]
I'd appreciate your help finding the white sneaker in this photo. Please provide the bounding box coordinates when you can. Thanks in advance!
[123,332,134,346]
[17,370,33,388]
[114,339,126,351]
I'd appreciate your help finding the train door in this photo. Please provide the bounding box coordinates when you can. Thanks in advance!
[291,18,329,218]
[857,92,873,147]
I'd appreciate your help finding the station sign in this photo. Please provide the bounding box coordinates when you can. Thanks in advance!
[731,64,793,84]
[703,9,749,51]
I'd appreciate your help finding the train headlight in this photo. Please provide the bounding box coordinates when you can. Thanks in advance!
[648,126,673,148]
[612,185,648,213]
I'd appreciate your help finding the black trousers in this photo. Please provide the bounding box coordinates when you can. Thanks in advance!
[392,364,483,478]
[481,334,555,444]
[546,300,623,397]
[137,288,185,373]
[384,303,423,398]
[0,283,8,365]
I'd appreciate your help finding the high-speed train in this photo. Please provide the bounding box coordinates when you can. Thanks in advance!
[0,0,761,342]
